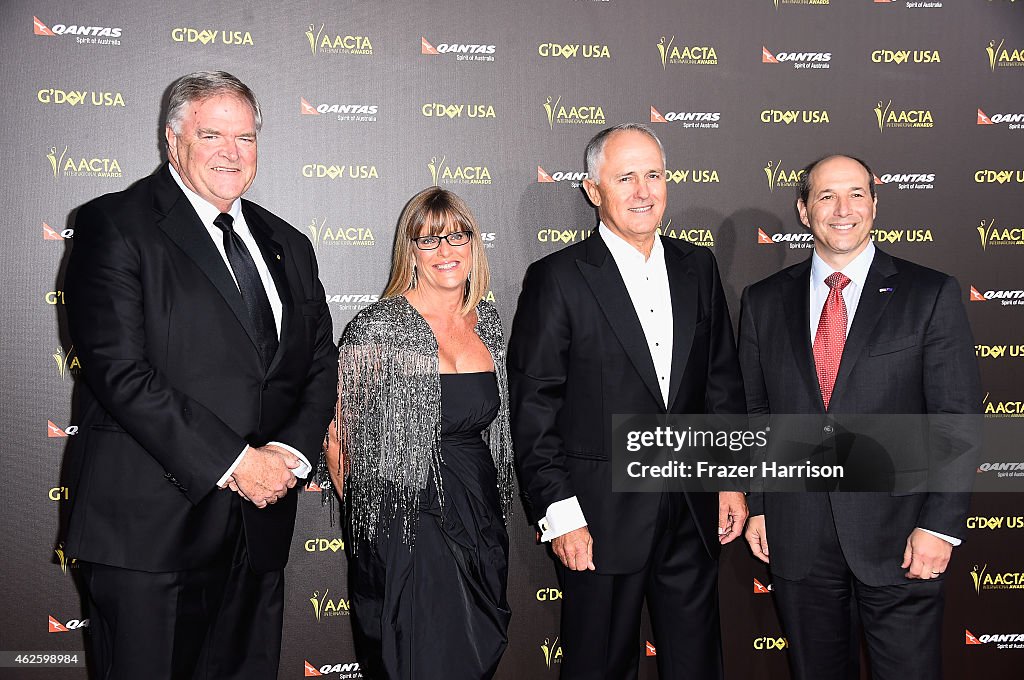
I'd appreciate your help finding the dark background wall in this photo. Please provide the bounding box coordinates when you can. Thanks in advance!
[1,0,1022,677]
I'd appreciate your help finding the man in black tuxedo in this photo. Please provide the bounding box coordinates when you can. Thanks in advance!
[508,124,747,679]
[740,155,981,679]
[63,71,337,679]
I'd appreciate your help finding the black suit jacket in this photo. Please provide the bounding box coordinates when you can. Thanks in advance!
[739,248,981,586]
[62,164,337,573]
[508,232,745,574]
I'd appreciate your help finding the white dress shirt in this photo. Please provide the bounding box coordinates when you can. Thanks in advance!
[809,242,958,546]
[168,165,311,484]
[539,224,674,542]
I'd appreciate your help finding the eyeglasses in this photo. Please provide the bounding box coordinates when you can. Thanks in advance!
[412,231,472,250]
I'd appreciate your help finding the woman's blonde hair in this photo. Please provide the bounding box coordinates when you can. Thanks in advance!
[382,186,490,316]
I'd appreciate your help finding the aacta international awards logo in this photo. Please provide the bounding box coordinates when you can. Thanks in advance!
[977,218,1024,251]
[543,96,606,129]
[874,100,934,131]
[540,636,563,669]
[986,39,1024,72]
[656,36,717,68]
[658,219,715,248]
[309,589,350,620]
[773,0,829,7]
[764,160,804,192]
[307,217,375,249]
[53,346,82,380]
[305,24,373,56]
[54,543,78,573]
[971,564,1024,593]
[427,155,492,186]
[47,145,123,179]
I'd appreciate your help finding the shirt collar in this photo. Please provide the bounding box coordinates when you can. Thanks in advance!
[168,163,241,226]
[599,222,664,264]
[811,241,875,290]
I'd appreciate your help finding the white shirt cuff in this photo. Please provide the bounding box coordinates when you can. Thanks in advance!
[538,496,588,542]
[268,441,312,478]
[920,528,961,547]
[216,442,312,488]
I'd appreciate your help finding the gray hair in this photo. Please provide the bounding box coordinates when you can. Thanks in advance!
[165,71,262,136]
[584,123,667,184]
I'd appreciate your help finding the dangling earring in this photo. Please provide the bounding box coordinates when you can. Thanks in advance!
[411,265,418,289]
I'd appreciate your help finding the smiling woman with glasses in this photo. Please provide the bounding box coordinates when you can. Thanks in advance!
[320,186,514,680]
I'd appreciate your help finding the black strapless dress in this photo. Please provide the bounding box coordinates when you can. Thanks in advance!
[348,372,511,680]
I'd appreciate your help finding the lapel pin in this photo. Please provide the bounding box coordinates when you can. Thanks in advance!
[879,287,894,293]
[276,254,282,260]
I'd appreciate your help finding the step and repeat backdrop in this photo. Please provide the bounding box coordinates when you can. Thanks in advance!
[1,0,1021,678]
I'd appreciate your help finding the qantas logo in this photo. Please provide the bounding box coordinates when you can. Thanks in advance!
[49,615,89,632]
[645,641,657,656]
[978,108,1024,127]
[43,222,74,240]
[305,659,361,676]
[763,46,831,69]
[47,421,78,437]
[537,166,588,186]
[421,37,496,60]
[971,285,1024,305]
[754,578,772,593]
[757,227,814,248]
[650,106,721,127]
[34,16,122,39]
[966,629,1024,644]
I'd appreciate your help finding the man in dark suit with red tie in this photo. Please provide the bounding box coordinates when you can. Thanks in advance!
[63,71,337,679]
[740,154,981,679]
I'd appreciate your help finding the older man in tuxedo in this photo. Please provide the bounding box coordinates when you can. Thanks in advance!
[63,71,337,679]
[740,154,981,679]
[509,123,747,679]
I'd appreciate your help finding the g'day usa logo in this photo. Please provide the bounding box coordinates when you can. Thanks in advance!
[421,36,495,62]
[34,16,122,45]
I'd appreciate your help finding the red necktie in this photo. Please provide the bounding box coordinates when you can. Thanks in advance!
[813,272,851,411]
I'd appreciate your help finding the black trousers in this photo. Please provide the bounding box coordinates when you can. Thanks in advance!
[79,523,284,680]
[557,493,722,680]
[772,499,944,680]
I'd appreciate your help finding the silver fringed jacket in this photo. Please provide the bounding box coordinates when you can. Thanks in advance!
[319,295,515,549]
